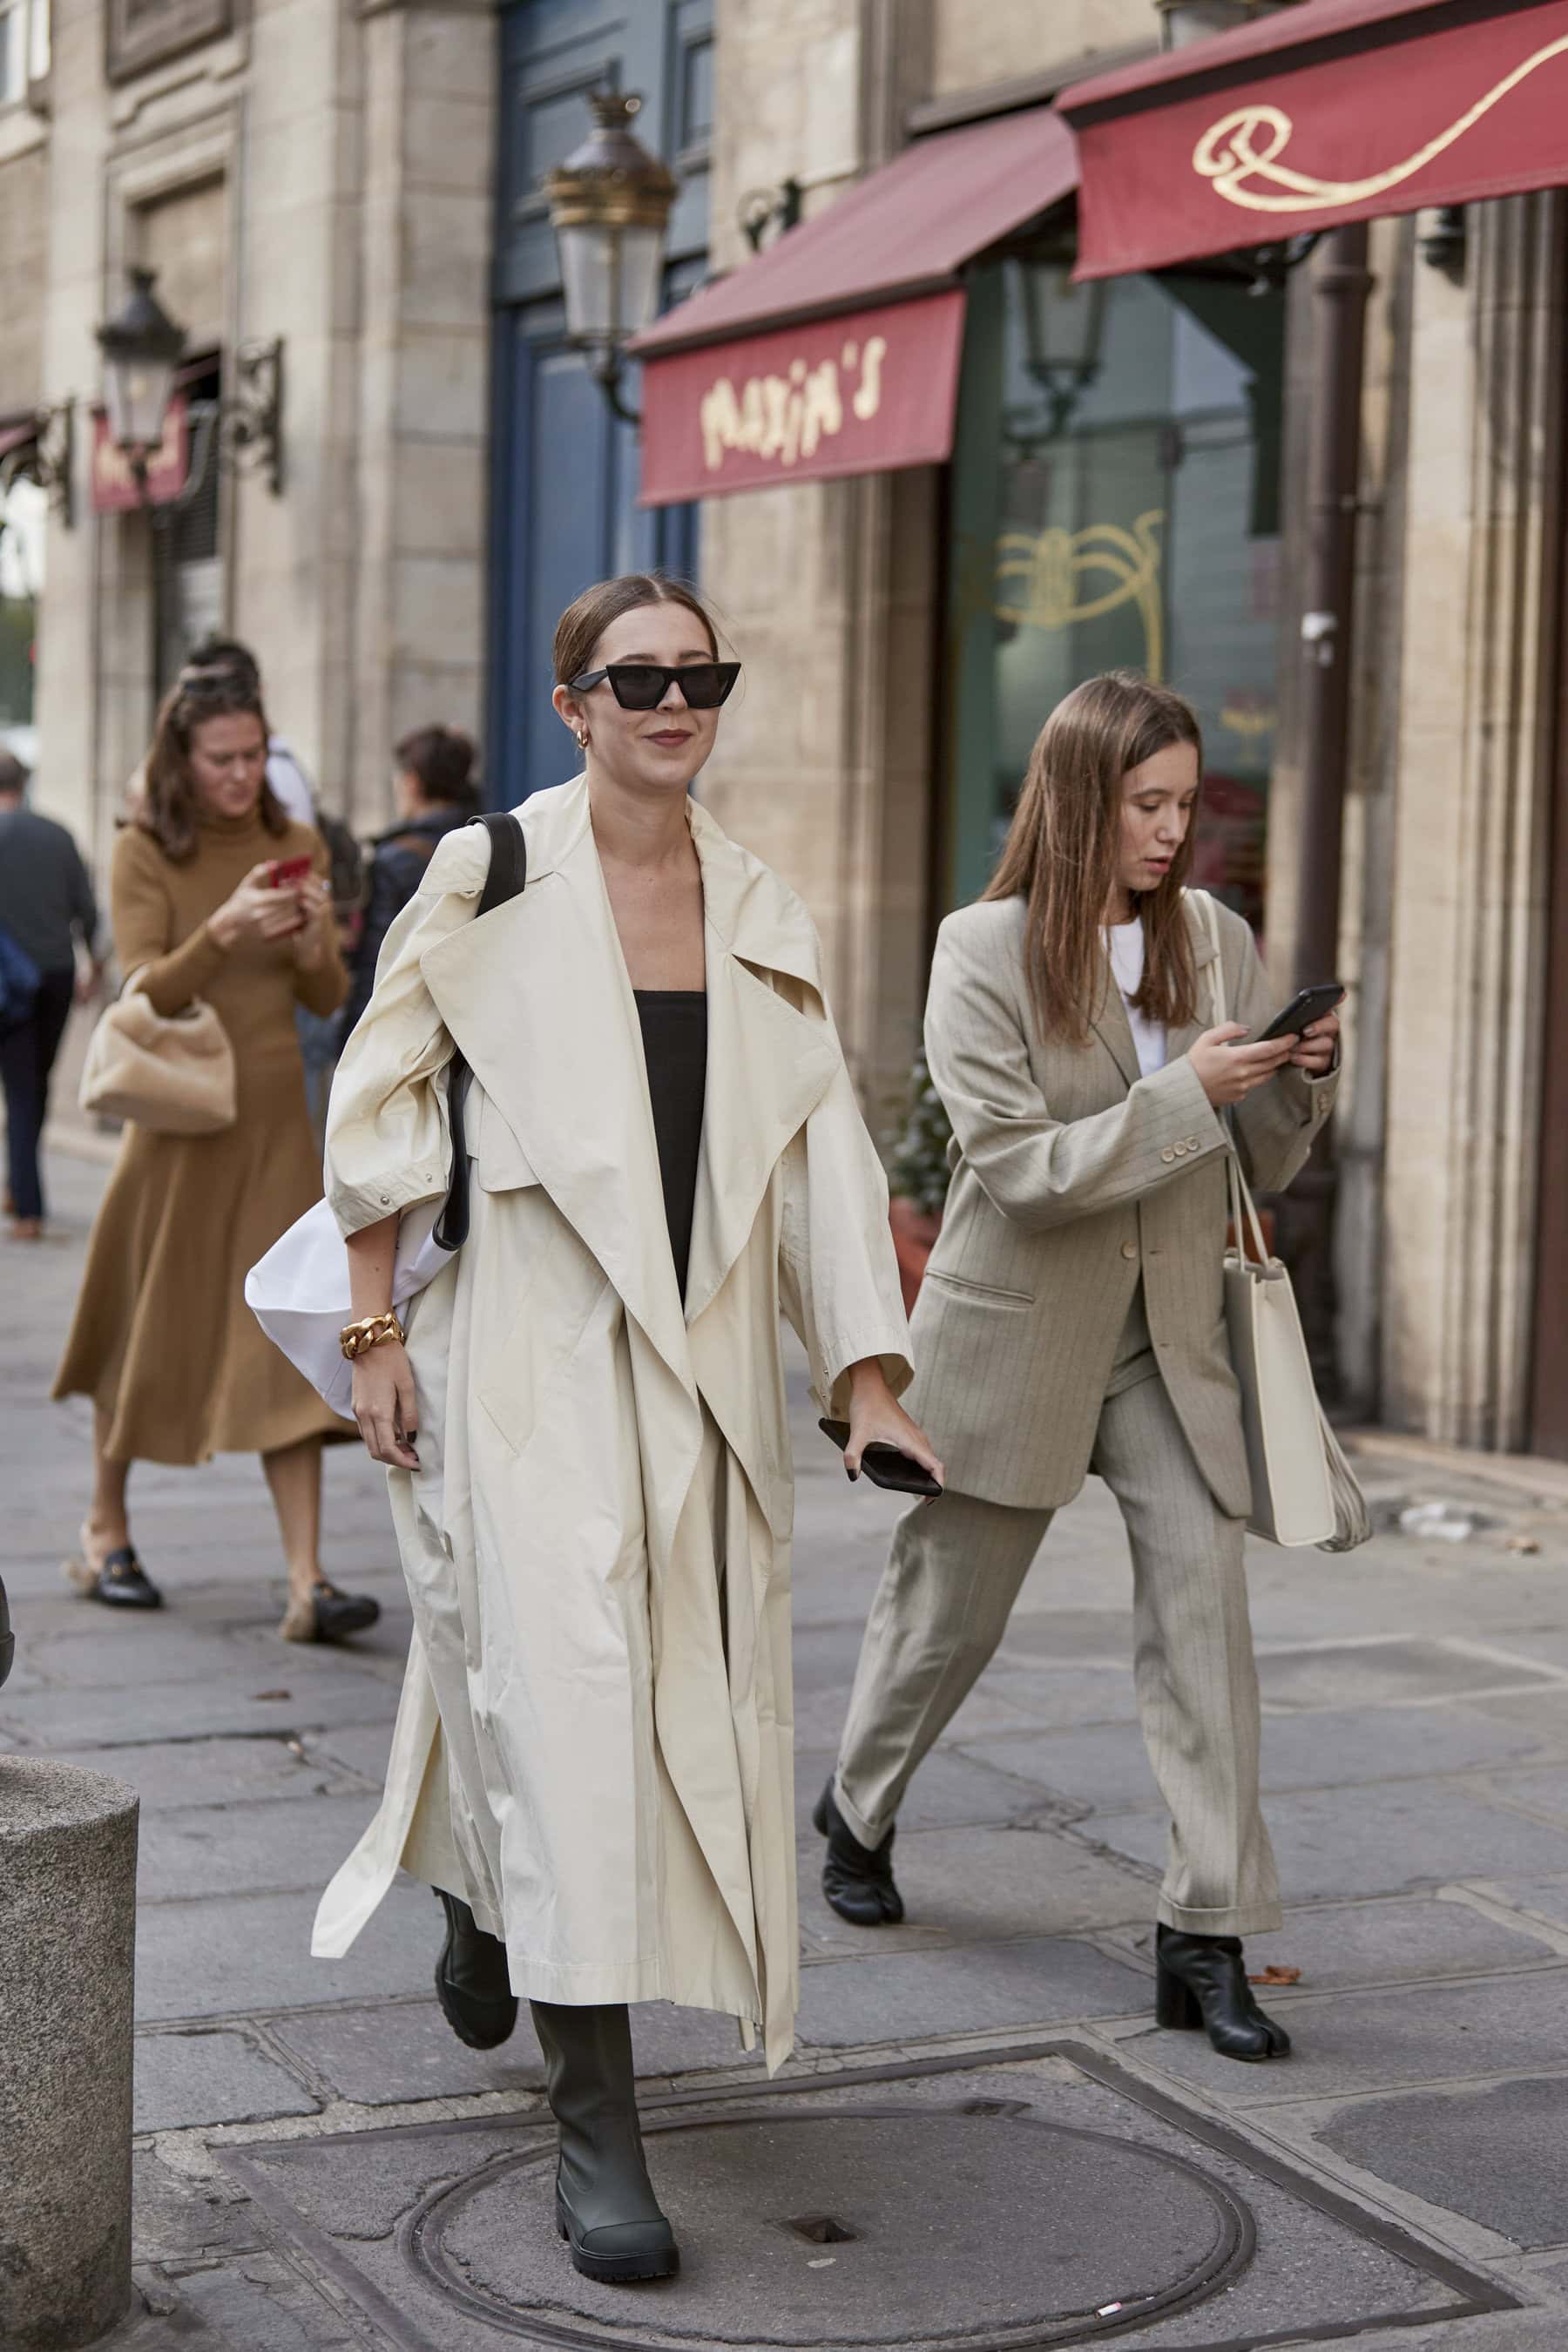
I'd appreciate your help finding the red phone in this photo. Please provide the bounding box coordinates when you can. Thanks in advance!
[267,854,314,889]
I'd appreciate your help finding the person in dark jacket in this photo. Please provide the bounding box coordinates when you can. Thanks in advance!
[339,727,479,1042]
[0,754,104,1239]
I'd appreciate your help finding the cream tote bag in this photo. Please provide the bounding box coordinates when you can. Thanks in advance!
[78,981,236,1136]
[1192,891,1369,1553]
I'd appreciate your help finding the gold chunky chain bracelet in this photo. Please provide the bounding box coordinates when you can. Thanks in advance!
[339,1311,407,1362]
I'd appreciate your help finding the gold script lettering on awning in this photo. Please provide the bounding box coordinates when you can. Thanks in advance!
[1194,33,1568,213]
[700,334,888,474]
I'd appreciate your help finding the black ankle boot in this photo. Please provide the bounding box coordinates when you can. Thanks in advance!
[813,1781,904,1926]
[1155,1923,1291,2061]
[531,2000,679,2284]
[433,1890,517,2050]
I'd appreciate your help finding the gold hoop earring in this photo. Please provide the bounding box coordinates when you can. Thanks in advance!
[575,727,589,749]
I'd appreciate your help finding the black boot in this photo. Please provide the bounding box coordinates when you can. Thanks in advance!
[530,2000,679,2284]
[433,1890,517,2050]
[813,1781,904,1926]
[1155,1923,1291,2061]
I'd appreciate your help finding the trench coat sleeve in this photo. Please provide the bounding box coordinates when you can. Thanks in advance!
[777,1035,913,1422]
[112,828,228,1016]
[322,824,490,1236]
[1224,918,1338,1197]
[291,835,349,1019]
[924,910,1227,1234]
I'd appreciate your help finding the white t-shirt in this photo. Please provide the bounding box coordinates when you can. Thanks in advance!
[266,737,314,826]
[1105,916,1167,1078]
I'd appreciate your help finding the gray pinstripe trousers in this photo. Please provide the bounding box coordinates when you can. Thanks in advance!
[834,1361,1281,1936]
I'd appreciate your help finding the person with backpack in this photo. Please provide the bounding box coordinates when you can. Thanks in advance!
[338,727,480,1043]
[0,754,104,1239]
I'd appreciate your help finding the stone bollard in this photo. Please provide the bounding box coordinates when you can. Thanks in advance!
[0,1758,139,2350]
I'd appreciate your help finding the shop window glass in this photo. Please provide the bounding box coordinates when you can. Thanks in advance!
[943,251,1285,935]
[0,470,44,772]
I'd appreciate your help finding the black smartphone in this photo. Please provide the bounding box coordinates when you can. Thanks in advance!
[1254,982,1344,1044]
[818,1418,943,1498]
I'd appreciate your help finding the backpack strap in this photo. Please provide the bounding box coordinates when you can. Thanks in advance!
[434,811,528,1253]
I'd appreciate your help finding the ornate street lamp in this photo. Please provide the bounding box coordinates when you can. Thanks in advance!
[95,268,186,492]
[1156,0,1293,46]
[1013,254,1108,443]
[544,90,677,425]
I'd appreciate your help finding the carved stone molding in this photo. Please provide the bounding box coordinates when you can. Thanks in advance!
[106,0,233,91]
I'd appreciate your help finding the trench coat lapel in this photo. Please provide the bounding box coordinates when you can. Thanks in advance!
[683,799,840,1330]
[418,778,691,1388]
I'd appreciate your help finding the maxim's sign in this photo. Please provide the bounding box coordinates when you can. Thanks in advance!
[638,290,966,508]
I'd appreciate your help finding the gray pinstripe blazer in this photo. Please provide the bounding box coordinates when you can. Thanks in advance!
[906,892,1337,1515]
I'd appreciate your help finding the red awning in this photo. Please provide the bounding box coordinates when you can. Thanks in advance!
[1061,0,1568,280]
[633,106,1077,504]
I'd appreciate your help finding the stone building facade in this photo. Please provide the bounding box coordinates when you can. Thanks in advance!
[3,0,1565,1463]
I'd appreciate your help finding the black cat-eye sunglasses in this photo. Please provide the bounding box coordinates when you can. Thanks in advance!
[568,660,741,712]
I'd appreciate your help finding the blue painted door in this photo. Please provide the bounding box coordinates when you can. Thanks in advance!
[489,0,711,807]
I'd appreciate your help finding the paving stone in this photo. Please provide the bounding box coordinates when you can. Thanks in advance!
[51,1736,353,1812]
[0,1666,401,1749]
[1483,1768,1568,1824]
[299,1721,391,1787]
[1315,2078,1568,2247]
[134,1881,438,2023]
[949,1661,1142,1734]
[134,2027,318,2132]
[1480,1876,1568,1929]
[1254,1639,1563,1711]
[131,2148,267,2264]
[138,1793,384,1903]
[1092,1783,1568,1900]
[17,1622,266,1691]
[151,2254,366,2350]
[798,1822,1157,1959]
[797,1934,1149,2046]
[1131,1966,1568,2100]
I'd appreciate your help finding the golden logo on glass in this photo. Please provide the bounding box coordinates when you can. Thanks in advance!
[993,510,1166,679]
[1194,34,1568,213]
[699,335,888,474]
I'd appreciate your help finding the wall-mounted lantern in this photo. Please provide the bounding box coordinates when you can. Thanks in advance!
[1156,0,1292,47]
[544,91,677,426]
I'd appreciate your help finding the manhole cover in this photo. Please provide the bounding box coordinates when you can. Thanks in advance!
[404,2103,1251,2348]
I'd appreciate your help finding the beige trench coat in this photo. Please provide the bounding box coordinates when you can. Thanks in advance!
[909,891,1336,1515]
[310,778,910,2072]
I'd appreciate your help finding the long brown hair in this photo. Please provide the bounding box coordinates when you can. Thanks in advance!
[135,672,287,863]
[551,571,720,684]
[984,672,1203,1044]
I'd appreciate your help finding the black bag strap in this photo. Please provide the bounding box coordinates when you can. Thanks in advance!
[433,812,528,1252]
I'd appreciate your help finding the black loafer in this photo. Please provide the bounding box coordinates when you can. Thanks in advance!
[814,1781,904,1926]
[88,1546,164,1611]
[1155,1923,1292,2060]
[434,1889,517,2050]
[310,1583,380,1642]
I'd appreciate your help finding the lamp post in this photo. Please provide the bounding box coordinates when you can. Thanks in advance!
[1014,254,1107,442]
[544,90,677,426]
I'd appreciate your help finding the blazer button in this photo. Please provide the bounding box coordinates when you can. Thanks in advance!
[1161,1147,1176,1163]
[1120,1241,1137,1260]
[1186,1136,1200,1149]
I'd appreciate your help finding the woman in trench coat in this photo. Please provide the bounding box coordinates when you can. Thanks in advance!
[312,572,941,2285]
[816,672,1339,2064]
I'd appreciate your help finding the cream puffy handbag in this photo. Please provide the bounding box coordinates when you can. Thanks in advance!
[1193,891,1369,1553]
[78,980,237,1136]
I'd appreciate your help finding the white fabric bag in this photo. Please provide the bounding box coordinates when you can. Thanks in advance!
[1193,889,1369,1552]
[245,1198,453,1418]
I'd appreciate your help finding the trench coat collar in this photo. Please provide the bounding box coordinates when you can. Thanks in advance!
[1090,895,1220,1089]
[418,776,839,1387]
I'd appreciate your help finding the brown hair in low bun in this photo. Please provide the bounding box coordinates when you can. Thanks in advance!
[551,572,719,686]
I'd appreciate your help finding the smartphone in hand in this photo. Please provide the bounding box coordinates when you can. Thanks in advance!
[267,853,314,890]
[1254,982,1343,1043]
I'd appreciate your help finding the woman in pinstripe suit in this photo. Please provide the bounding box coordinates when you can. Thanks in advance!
[815,673,1340,2062]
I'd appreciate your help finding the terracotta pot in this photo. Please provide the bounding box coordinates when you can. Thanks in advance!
[889,1194,943,1315]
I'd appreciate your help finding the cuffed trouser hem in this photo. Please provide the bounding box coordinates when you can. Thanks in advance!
[1156,1894,1283,1938]
[830,1776,889,1854]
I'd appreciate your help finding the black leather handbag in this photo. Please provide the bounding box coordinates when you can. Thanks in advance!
[432,811,528,1253]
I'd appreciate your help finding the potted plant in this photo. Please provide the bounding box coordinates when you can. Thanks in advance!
[884,1049,952,1312]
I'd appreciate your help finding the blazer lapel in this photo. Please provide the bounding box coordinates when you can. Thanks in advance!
[1168,895,1223,1063]
[1090,973,1142,1091]
[419,781,692,1389]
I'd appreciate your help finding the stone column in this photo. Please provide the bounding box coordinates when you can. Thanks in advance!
[1381,193,1568,1448]
[0,1759,139,2351]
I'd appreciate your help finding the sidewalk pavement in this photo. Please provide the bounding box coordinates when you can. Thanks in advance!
[5,1148,1568,2350]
